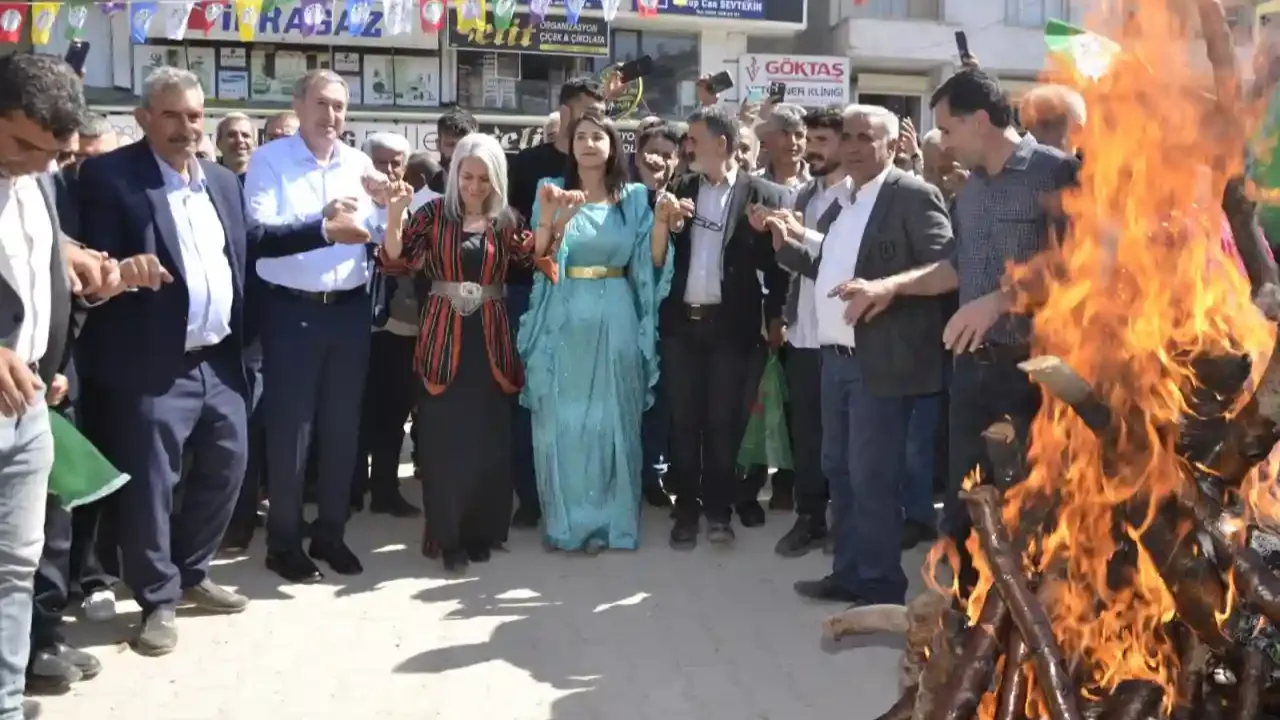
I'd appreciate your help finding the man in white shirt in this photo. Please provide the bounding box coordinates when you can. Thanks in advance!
[245,70,387,584]
[0,53,87,720]
[769,104,953,607]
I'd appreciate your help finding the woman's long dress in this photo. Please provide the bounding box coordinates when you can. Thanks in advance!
[418,231,514,552]
[517,181,672,551]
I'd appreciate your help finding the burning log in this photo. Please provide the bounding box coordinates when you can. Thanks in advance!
[1018,356,1112,434]
[1097,680,1164,720]
[995,628,1030,720]
[1185,492,1280,628]
[1171,631,1210,720]
[962,485,1084,720]
[983,420,1028,491]
[1232,648,1266,720]
[932,592,1010,720]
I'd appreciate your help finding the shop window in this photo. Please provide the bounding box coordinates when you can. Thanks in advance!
[592,30,698,120]
[456,50,589,114]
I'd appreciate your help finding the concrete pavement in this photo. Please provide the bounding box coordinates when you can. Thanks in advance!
[36,500,927,720]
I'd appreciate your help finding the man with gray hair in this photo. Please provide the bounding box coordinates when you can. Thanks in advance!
[755,108,810,194]
[246,69,390,583]
[215,112,255,180]
[770,102,954,606]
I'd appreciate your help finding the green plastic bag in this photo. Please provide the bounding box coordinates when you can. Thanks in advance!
[737,352,793,470]
[48,410,130,509]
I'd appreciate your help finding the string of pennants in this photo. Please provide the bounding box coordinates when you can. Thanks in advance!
[0,0,681,45]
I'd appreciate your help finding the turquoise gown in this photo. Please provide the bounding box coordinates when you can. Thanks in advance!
[517,179,673,551]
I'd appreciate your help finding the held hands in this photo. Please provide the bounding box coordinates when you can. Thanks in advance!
[654,191,693,230]
[361,171,392,207]
[830,278,897,325]
[63,244,110,297]
[0,347,41,418]
[45,373,68,407]
[323,196,372,245]
[538,184,587,229]
[116,254,174,291]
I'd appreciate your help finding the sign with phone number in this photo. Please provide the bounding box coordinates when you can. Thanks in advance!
[629,0,801,22]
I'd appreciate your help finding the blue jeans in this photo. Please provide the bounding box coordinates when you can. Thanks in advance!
[902,393,943,526]
[0,399,53,719]
[820,350,910,604]
[507,283,538,510]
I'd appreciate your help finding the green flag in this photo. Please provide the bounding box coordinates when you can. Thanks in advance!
[47,410,130,509]
[1045,18,1120,80]
[63,0,91,41]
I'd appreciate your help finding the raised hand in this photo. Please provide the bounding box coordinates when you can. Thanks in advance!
[362,171,392,207]
[387,181,414,213]
[117,254,174,291]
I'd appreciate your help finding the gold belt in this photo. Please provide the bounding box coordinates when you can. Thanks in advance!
[565,265,625,280]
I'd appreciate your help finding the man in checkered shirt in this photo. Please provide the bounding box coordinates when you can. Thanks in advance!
[832,66,1079,569]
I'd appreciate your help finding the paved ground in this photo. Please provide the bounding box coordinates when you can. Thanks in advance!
[36,488,929,720]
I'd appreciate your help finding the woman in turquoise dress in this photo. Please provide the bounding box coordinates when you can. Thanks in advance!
[517,113,679,552]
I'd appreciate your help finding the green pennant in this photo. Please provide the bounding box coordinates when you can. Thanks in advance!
[63,0,91,40]
[493,0,516,30]
[1044,18,1120,80]
[262,0,281,13]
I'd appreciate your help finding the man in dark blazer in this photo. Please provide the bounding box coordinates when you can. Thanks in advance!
[770,105,954,606]
[658,105,789,550]
[74,67,316,658]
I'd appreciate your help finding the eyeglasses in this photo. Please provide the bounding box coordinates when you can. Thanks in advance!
[690,213,723,233]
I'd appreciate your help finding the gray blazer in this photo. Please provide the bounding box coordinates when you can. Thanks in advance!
[776,167,954,397]
[781,178,843,328]
[0,174,73,385]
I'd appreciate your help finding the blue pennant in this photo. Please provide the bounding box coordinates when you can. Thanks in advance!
[129,1,157,43]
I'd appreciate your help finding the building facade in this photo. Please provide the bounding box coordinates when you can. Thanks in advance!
[55,0,806,155]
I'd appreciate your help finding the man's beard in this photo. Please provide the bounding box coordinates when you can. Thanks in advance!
[806,154,836,176]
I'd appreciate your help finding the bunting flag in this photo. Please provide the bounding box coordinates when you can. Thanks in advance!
[129,1,157,42]
[0,2,24,42]
[600,0,620,22]
[232,0,261,40]
[346,0,370,36]
[671,0,687,4]
[385,0,409,35]
[164,0,196,38]
[188,0,221,34]
[1044,18,1119,81]
[528,0,549,23]
[635,0,657,18]
[299,0,324,35]
[419,0,442,31]
[100,0,125,13]
[565,0,584,24]
[261,0,277,13]
[492,0,513,29]
[457,0,482,31]
[31,2,59,44]
[64,0,90,40]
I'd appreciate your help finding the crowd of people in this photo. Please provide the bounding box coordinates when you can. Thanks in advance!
[5,43,1277,720]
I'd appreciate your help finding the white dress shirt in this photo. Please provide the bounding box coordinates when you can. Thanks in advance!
[787,176,850,350]
[684,168,737,304]
[245,134,383,293]
[409,185,441,213]
[154,153,234,351]
[813,168,890,348]
[0,175,54,365]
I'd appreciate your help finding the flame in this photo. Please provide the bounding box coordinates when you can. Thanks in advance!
[964,0,1277,715]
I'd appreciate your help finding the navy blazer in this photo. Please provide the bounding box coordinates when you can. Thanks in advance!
[75,140,315,394]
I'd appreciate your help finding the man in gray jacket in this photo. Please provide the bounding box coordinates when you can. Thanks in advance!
[764,104,954,606]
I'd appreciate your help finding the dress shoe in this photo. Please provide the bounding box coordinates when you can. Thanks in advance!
[182,579,248,614]
[309,540,364,575]
[902,519,939,549]
[669,512,699,550]
[768,484,795,511]
[80,588,116,622]
[465,544,491,562]
[511,504,541,529]
[707,520,736,545]
[734,500,766,528]
[642,484,673,509]
[774,515,828,558]
[23,699,41,720]
[370,492,422,518]
[442,549,469,573]
[132,608,178,656]
[25,650,81,694]
[265,549,324,583]
[794,575,863,603]
[219,526,254,554]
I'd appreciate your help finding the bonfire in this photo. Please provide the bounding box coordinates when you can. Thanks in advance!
[827,1,1280,718]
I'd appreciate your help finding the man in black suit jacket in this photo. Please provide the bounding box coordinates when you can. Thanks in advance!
[657,105,789,550]
[75,67,316,658]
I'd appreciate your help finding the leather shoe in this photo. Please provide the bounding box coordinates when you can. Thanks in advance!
[370,492,422,518]
[794,575,863,603]
[51,643,100,680]
[266,549,324,583]
[706,520,736,545]
[734,500,766,528]
[309,540,364,575]
[774,515,827,558]
[669,512,699,550]
[511,504,541,528]
[132,608,178,656]
[25,649,80,695]
[182,579,248,614]
[642,484,673,509]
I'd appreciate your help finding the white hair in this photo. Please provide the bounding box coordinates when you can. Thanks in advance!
[292,69,347,101]
[361,132,411,157]
[141,66,203,108]
[843,103,900,141]
[443,133,509,223]
[921,128,943,147]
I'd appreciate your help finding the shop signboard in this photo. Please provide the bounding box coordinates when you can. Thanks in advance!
[158,0,440,49]
[738,54,851,108]
[634,0,800,22]
[102,112,636,157]
[446,9,609,56]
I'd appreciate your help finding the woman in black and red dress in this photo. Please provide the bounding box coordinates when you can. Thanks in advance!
[381,133,556,573]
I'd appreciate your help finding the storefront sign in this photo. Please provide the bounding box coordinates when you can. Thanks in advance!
[738,54,850,107]
[626,0,801,23]
[156,0,439,48]
[446,9,609,56]
[102,113,636,158]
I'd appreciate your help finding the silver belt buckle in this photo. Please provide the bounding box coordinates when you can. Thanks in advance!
[458,281,482,299]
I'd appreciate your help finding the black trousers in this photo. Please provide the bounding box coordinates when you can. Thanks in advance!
[943,350,1040,591]
[663,318,753,523]
[353,331,419,501]
[227,356,266,539]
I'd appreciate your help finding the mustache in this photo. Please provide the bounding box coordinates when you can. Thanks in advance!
[803,152,827,166]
